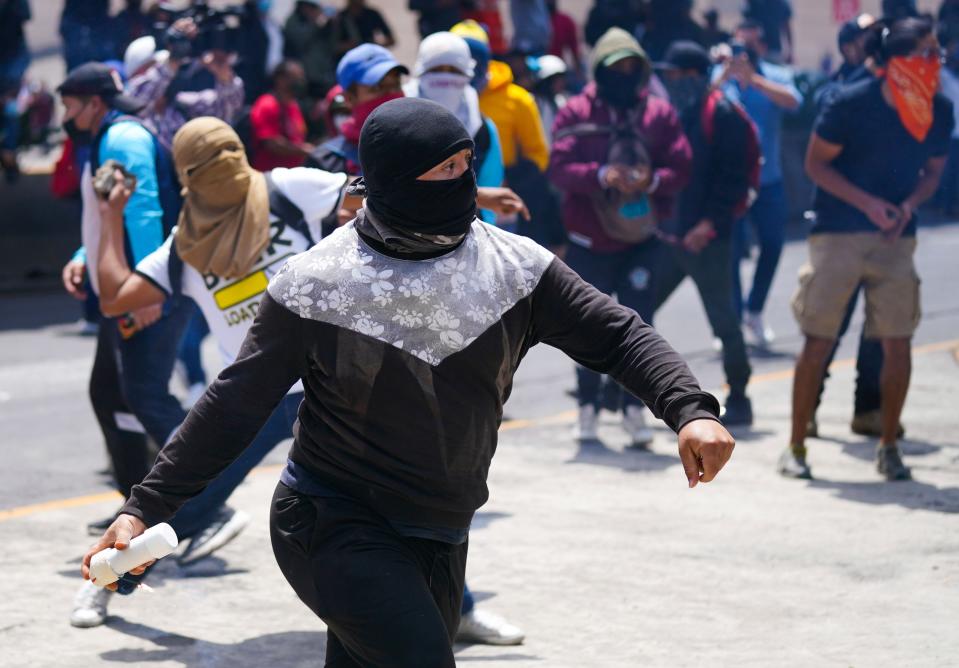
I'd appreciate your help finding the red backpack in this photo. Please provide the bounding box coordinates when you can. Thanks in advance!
[700,88,762,217]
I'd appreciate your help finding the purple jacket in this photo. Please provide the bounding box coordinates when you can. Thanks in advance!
[548,83,692,254]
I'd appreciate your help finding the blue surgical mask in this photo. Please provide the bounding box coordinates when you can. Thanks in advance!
[258,0,273,14]
[619,196,650,220]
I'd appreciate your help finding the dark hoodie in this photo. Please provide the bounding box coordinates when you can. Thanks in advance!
[664,90,752,240]
[548,29,692,253]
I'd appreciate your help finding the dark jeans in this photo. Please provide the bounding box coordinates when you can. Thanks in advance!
[118,392,304,594]
[565,240,659,412]
[88,298,192,497]
[935,138,959,213]
[655,239,751,396]
[815,287,884,415]
[170,391,302,538]
[732,181,788,316]
[271,482,467,667]
[176,303,210,387]
[462,583,475,615]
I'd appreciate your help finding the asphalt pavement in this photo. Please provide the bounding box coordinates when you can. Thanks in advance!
[1,225,958,666]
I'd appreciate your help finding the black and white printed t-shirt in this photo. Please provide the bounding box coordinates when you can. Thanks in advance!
[136,167,348,367]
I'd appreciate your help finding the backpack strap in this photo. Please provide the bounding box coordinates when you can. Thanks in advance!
[90,113,144,172]
[700,89,723,144]
[264,171,316,246]
[167,235,185,299]
[473,120,492,168]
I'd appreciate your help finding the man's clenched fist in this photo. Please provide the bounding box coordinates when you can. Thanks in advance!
[677,419,735,488]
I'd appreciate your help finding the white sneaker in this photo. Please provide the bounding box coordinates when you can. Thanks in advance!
[70,581,112,628]
[456,609,525,646]
[74,319,99,336]
[572,405,598,441]
[622,405,654,448]
[178,507,250,566]
[742,310,774,348]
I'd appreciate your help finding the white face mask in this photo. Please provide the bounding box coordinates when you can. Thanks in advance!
[332,113,350,135]
[418,72,469,113]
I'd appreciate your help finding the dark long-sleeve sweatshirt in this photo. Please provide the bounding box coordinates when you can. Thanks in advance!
[121,220,720,530]
[666,93,752,240]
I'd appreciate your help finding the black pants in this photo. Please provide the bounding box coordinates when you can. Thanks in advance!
[565,239,659,411]
[655,239,752,396]
[88,299,191,497]
[270,483,467,668]
[815,286,883,415]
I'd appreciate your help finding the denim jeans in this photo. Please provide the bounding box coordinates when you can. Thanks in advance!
[118,392,303,594]
[176,302,210,387]
[565,240,660,412]
[732,181,788,316]
[815,287,884,415]
[88,297,192,497]
[462,583,475,615]
[169,391,303,538]
[935,138,959,213]
[655,239,751,396]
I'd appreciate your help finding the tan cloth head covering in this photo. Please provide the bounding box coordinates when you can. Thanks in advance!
[172,117,270,279]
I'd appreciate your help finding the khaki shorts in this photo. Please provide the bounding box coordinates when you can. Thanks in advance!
[792,234,920,340]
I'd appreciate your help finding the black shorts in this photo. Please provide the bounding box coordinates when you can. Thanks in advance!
[270,482,468,667]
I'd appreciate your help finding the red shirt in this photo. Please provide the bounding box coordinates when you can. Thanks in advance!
[548,11,579,63]
[250,93,307,171]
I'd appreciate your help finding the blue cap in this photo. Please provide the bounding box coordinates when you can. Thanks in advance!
[336,44,409,89]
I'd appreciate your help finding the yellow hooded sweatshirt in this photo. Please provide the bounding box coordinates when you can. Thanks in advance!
[479,61,549,172]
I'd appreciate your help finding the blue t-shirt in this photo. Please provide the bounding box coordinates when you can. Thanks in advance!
[811,78,953,236]
[720,60,802,185]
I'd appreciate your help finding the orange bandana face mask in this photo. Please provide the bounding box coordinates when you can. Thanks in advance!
[885,55,941,142]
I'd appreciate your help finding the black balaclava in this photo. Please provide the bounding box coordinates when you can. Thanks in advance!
[353,97,477,256]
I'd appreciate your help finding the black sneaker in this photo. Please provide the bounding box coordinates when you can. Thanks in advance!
[851,411,905,439]
[721,393,753,427]
[178,506,250,566]
[86,509,121,536]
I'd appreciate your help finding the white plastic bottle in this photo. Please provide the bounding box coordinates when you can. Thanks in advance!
[89,523,178,587]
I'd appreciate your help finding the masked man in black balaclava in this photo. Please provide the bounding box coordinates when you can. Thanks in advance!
[84,97,734,667]
[654,40,756,427]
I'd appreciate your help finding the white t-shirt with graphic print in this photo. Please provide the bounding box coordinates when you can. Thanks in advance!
[136,167,347,366]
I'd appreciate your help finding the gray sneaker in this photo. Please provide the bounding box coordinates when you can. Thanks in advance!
[178,507,250,566]
[877,444,911,481]
[777,445,812,480]
[70,580,113,628]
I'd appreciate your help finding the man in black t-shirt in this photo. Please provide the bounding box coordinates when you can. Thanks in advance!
[783,18,953,482]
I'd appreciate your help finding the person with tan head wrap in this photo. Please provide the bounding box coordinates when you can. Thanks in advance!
[69,116,348,627]
[172,118,271,279]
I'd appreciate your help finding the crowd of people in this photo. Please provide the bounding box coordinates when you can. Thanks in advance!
[1,0,954,663]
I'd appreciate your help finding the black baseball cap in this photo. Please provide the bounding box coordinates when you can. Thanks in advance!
[57,62,145,113]
[838,13,876,48]
[655,41,713,76]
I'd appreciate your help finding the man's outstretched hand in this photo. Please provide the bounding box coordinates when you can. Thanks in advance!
[81,513,150,591]
[677,419,735,488]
